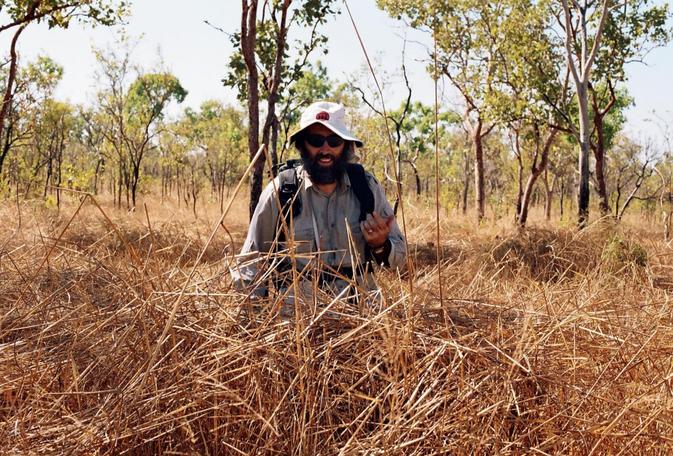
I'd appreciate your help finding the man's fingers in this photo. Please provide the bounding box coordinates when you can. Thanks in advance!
[372,212,385,225]
[360,221,374,237]
[362,213,394,243]
[371,212,395,230]
[364,214,378,233]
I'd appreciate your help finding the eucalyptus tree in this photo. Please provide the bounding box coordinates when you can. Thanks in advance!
[0,0,127,179]
[78,107,107,194]
[1,55,64,197]
[587,85,632,212]
[378,0,571,224]
[587,0,670,215]
[392,101,460,196]
[378,0,519,222]
[94,40,186,209]
[557,0,612,226]
[276,60,332,163]
[0,55,63,179]
[124,73,187,208]
[21,57,65,198]
[227,0,339,219]
[608,135,656,219]
[487,0,571,227]
[180,100,247,210]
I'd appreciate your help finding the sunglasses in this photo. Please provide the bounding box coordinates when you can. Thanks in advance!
[304,133,345,148]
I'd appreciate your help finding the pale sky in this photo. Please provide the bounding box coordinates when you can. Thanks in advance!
[1,0,672,146]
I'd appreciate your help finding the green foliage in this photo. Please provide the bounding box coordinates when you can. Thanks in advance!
[163,100,248,194]
[22,56,63,95]
[595,0,672,82]
[0,0,128,29]
[43,194,57,208]
[126,73,187,124]
[601,235,648,272]
[282,61,332,126]
[223,1,338,104]
[599,86,633,151]
[392,101,460,156]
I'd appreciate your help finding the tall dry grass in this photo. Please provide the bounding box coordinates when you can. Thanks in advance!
[1,194,673,454]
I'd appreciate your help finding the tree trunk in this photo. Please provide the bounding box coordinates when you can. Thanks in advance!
[117,161,123,208]
[593,112,610,215]
[561,0,610,228]
[543,171,555,221]
[43,151,52,199]
[461,151,470,215]
[271,115,280,171]
[241,0,263,219]
[0,120,12,179]
[130,157,142,209]
[515,151,523,223]
[473,121,486,223]
[56,138,64,208]
[261,1,291,178]
[577,81,591,227]
[93,157,103,195]
[0,25,25,175]
[516,130,558,227]
[614,186,622,217]
[559,178,566,220]
[403,159,422,196]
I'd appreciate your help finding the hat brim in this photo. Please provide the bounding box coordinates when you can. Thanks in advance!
[289,120,364,148]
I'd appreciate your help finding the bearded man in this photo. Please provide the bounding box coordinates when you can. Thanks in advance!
[232,101,406,302]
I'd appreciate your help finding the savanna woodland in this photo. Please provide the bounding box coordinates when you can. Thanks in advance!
[2,0,673,454]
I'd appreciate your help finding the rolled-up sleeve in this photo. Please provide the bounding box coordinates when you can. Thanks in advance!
[230,179,280,295]
[368,175,407,271]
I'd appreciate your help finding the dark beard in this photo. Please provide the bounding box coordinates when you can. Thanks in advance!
[300,149,349,184]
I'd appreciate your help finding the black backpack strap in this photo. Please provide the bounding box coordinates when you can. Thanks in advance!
[276,167,302,245]
[345,163,375,222]
[346,163,377,268]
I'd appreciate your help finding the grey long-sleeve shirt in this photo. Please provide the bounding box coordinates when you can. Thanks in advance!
[231,165,406,296]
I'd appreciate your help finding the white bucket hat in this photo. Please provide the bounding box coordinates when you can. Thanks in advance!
[289,101,363,147]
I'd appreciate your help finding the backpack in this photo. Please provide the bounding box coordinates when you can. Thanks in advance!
[275,160,375,235]
[272,160,377,285]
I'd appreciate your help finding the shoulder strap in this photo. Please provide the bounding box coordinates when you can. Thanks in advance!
[276,164,302,245]
[346,163,375,222]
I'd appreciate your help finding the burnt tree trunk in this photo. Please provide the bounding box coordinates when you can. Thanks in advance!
[577,81,591,227]
[403,159,422,196]
[461,150,470,215]
[514,138,524,222]
[473,120,486,223]
[590,82,617,217]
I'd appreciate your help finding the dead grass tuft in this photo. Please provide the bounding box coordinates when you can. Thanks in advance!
[1,199,673,454]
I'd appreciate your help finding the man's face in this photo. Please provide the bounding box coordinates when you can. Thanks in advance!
[301,123,348,184]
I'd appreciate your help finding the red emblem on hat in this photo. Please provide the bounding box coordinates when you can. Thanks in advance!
[315,111,330,120]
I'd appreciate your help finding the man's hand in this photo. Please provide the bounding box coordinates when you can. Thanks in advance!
[360,212,394,248]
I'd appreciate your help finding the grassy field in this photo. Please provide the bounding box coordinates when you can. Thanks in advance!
[1,192,673,454]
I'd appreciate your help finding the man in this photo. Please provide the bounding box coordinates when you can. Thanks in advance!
[232,101,405,304]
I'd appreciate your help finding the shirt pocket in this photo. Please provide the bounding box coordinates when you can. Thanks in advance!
[290,227,315,255]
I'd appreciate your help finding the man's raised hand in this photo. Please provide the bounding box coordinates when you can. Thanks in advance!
[360,212,394,248]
